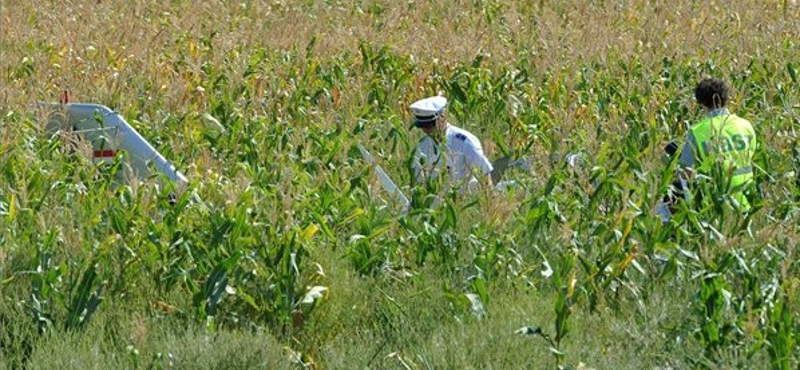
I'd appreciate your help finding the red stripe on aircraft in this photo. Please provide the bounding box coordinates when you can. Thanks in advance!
[93,149,118,158]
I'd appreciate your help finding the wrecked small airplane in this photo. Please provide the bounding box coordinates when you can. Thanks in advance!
[39,92,189,190]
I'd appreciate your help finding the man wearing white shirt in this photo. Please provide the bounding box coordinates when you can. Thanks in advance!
[410,96,493,189]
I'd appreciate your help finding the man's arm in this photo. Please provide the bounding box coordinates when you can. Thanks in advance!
[412,137,439,185]
[677,132,698,181]
[670,131,700,205]
[677,131,697,168]
[463,140,494,187]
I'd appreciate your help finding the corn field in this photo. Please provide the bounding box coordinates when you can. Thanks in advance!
[0,1,798,369]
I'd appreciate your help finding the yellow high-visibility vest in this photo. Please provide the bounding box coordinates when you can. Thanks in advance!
[689,113,756,210]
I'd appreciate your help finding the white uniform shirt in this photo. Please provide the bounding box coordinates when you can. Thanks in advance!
[413,125,493,187]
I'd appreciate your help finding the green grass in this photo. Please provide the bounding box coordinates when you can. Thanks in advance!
[1,0,799,369]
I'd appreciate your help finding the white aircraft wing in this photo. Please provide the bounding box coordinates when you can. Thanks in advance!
[357,144,410,212]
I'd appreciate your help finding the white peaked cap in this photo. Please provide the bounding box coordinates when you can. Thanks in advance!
[410,96,447,126]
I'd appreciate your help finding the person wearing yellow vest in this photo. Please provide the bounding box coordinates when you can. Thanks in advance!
[677,77,757,212]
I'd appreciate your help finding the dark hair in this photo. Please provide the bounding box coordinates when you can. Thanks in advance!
[694,78,729,109]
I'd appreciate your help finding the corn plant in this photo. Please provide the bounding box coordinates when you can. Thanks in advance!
[765,283,795,370]
[517,249,578,369]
